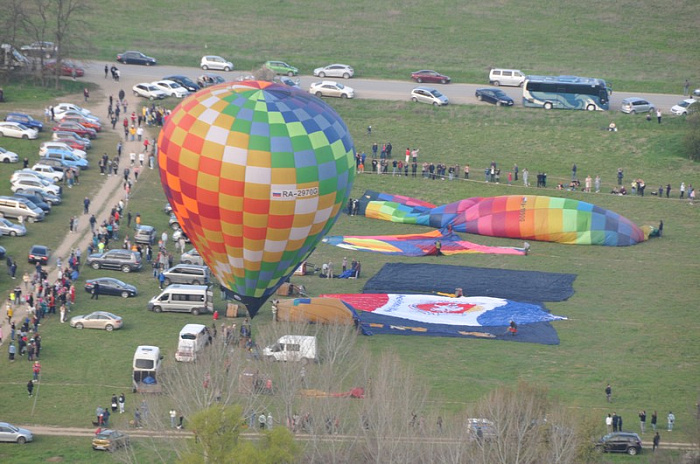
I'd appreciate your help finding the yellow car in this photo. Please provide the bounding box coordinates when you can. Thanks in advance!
[92,429,129,451]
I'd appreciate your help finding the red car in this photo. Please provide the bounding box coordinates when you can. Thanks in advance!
[53,138,88,150]
[61,115,102,132]
[53,122,97,139]
[411,70,451,84]
[44,60,85,77]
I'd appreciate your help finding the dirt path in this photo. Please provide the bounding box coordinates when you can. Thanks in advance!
[1,62,160,341]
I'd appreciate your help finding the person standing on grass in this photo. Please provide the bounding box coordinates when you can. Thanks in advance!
[605,383,612,402]
[639,410,646,433]
[653,432,660,451]
[27,379,34,397]
[656,108,662,124]
[651,410,657,431]
[119,393,126,414]
[667,411,675,431]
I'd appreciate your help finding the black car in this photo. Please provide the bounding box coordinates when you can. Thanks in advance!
[20,189,62,206]
[163,75,200,93]
[116,51,156,66]
[595,432,642,455]
[28,245,50,265]
[84,277,138,298]
[86,250,143,273]
[475,88,515,106]
[0,246,6,260]
[13,194,51,213]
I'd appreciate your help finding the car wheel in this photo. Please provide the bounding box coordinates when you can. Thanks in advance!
[627,447,638,456]
[343,73,349,79]
[224,66,231,72]
[416,78,423,83]
[191,308,200,316]
[27,217,35,224]
[315,91,323,97]
[477,94,483,101]
[164,278,171,286]
[22,135,29,139]
[17,437,26,444]
[121,265,131,273]
[75,322,84,329]
[497,101,502,107]
[149,96,155,101]
[133,91,139,97]
[192,280,201,285]
[411,97,418,102]
[319,72,325,78]
[121,291,130,298]
[594,445,604,454]
[433,101,438,106]
[287,71,294,77]
[440,79,446,84]
[146,62,152,66]
[493,81,501,86]
[202,65,208,70]
[341,93,348,99]
[631,109,637,114]
[153,306,162,313]
[10,231,17,236]
[105,324,114,332]
[544,102,553,110]
[586,104,596,111]
[266,355,276,362]
[183,260,192,264]
[91,262,100,270]
[2,158,8,163]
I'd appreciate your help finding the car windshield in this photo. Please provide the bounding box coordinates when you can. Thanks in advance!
[494,90,508,98]
[336,83,345,89]
[16,124,30,130]
[679,101,691,108]
[430,90,444,97]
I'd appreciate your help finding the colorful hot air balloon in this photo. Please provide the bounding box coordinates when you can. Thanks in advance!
[158,81,356,317]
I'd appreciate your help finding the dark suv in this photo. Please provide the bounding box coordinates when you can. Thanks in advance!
[5,113,43,132]
[595,432,642,455]
[87,250,143,273]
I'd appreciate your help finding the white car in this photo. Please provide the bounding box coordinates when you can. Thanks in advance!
[313,64,354,79]
[0,147,19,163]
[52,103,92,118]
[31,164,65,182]
[0,122,38,139]
[132,83,167,100]
[39,142,86,159]
[309,81,355,99]
[11,177,61,196]
[200,55,234,71]
[152,80,189,98]
[11,169,57,185]
[670,98,697,116]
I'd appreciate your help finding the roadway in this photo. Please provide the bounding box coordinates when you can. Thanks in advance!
[83,62,688,112]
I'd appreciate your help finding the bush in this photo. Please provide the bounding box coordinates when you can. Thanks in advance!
[684,113,700,161]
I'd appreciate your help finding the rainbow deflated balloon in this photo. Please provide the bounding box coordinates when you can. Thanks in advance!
[158,81,356,316]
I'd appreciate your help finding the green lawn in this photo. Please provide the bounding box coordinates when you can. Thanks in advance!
[63,0,700,93]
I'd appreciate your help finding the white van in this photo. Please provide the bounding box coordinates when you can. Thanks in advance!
[175,324,211,362]
[489,68,526,87]
[0,196,45,222]
[148,284,213,315]
[263,335,317,363]
[132,345,163,393]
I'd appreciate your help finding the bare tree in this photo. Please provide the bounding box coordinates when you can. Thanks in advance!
[52,0,84,88]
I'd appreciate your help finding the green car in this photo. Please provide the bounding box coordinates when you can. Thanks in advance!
[265,60,299,76]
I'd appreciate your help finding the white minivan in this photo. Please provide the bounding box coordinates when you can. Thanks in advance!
[148,284,214,315]
[263,335,317,363]
[175,324,212,362]
[489,68,526,87]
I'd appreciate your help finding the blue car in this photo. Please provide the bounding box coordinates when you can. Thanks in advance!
[42,149,88,169]
[5,113,43,132]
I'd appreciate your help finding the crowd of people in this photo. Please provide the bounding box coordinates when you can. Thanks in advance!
[355,143,696,203]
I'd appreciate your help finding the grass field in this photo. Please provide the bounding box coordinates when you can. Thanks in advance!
[62,0,700,94]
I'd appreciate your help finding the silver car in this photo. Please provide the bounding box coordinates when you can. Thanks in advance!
[313,64,354,79]
[0,422,33,444]
[0,217,27,236]
[411,87,449,106]
[620,97,655,114]
[181,248,204,266]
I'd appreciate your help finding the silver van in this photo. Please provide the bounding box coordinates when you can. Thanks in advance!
[162,264,210,286]
[0,196,45,222]
[148,284,213,315]
[489,69,525,87]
